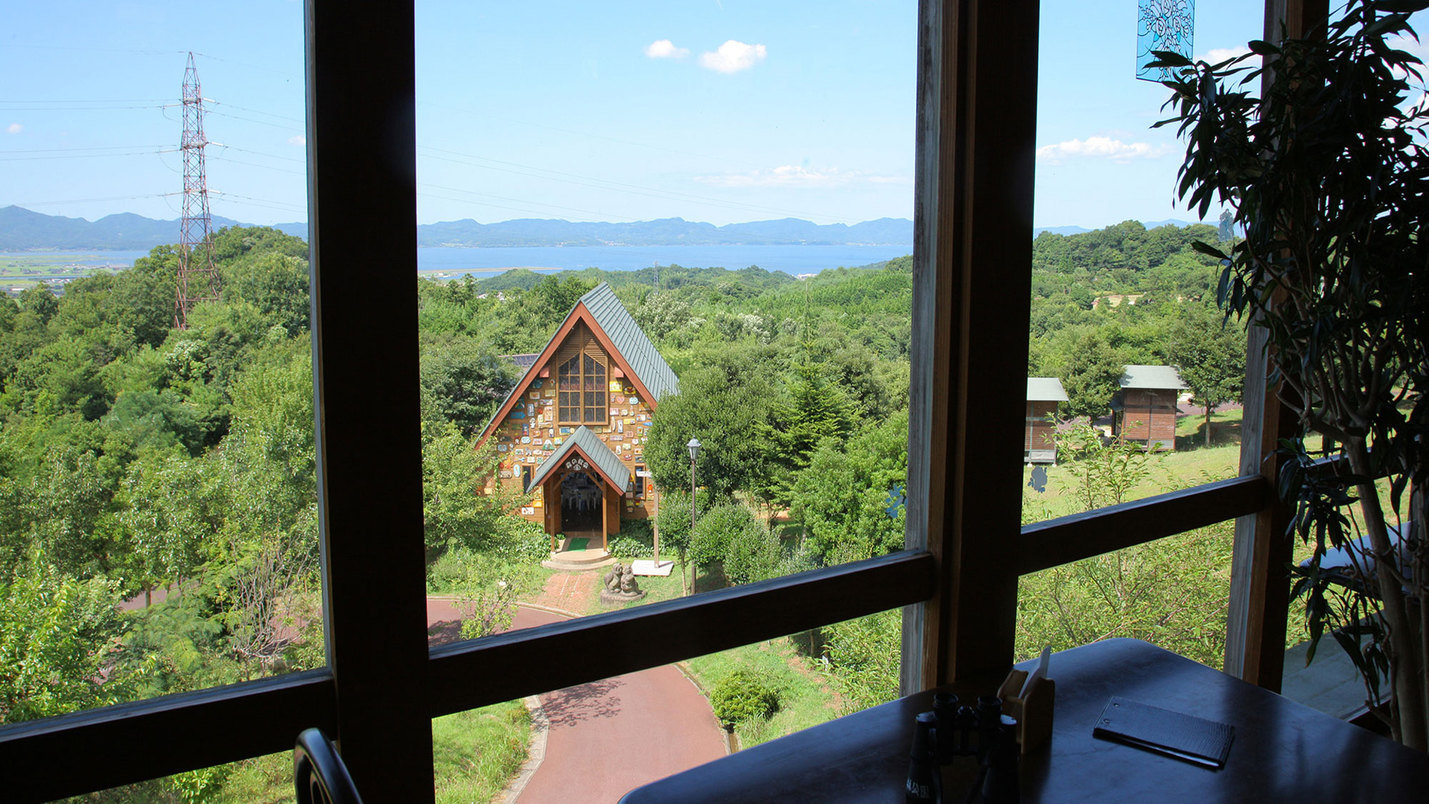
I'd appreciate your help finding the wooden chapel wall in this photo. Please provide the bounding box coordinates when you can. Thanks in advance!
[544,475,561,535]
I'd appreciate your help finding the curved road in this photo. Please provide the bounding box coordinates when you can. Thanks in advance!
[426,599,727,801]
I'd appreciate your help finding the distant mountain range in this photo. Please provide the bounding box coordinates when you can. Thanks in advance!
[0,205,1203,251]
[0,206,257,251]
[0,206,913,251]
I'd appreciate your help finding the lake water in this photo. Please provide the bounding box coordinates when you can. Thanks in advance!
[4,244,913,278]
[415,244,911,277]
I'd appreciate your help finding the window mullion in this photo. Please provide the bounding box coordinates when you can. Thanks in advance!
[307,1,433,799]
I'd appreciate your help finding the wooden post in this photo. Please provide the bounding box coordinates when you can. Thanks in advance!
[690,455,698,595]
[653,483,661,565]
[903,0,1039,693]
[1223,0,1328,690]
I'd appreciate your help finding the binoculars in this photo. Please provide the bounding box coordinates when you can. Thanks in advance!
[906,693,1019,803]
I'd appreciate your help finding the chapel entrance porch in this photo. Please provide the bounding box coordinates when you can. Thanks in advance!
[528,427,631,567]
[541,463,621,554]
[540,468,621,572]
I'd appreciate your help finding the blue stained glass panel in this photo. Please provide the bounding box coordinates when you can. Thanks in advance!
[1137,0,1194,82]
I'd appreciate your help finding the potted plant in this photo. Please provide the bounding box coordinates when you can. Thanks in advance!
[1153,0,1429,749]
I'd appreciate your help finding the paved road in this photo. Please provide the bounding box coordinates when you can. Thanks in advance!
[425,600,727,802]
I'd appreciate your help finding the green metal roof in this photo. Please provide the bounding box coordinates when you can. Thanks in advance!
[1027,377,1068,402]
[526,426,631,494]
[1119,365,1188,390]
[579,282,679,401]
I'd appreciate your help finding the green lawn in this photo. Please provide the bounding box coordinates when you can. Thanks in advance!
[63,700,531,803]
[1023,407,1244,522]
[683,634,838,750]
[433,700,532,804]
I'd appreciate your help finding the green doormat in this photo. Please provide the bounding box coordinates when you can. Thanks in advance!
[567,537,590,551]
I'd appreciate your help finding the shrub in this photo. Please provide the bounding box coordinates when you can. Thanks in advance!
[608,537,649,560]
[691,501,759,571]
[710,669,779,727]
[722,523,781,585]
[618,518,654,541]
[505,527,553,564]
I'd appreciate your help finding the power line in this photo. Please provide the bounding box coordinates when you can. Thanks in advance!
[205,108,302,131]
[0,148,175,162]
[0,144,168,154]
[11,192,179,208]
[208,153,305,175]
[205,99,302,125]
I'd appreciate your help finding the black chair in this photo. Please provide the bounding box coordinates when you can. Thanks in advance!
[294,728,363,804]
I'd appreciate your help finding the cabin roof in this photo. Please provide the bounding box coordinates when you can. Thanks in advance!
[1027,377,1068,402]
[1119,365,1188,390]
[526,425,630,494]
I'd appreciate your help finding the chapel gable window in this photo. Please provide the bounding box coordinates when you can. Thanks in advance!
[557,326,608,425]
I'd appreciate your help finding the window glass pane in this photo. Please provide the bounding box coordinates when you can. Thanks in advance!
[1016,0,1260,664]
[431,700,533,803]
[415,0,914,616]
[1,2,320,728]
[415,0,916,787]
[1021,0,1261,528]
[1017,522,1235,666]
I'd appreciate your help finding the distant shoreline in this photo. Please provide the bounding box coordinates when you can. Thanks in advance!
[2,243,913,280]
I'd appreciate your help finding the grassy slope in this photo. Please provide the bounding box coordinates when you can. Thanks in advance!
[1022,408,1244,522]
[684,637,838,750]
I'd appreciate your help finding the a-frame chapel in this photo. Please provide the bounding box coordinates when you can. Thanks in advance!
[477,282,678,550]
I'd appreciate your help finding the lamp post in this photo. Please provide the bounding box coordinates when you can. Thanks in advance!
[687,437,701,596]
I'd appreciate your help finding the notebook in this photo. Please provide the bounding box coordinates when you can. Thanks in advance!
[1093,696,1234,769]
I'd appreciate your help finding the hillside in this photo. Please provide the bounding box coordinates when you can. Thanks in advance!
[0,206,912,252]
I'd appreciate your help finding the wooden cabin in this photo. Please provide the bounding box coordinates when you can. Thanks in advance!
[1025,377,1067,464]
[477,282,677,551]
[1111,365,1187,451]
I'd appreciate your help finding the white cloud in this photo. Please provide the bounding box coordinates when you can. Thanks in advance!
[696,165,903,188]
[699,40,767,74]
[1388,34,1429,65]
[1036,136,1168,165]
[6,123,21,134]
[644,39,689,60]
[288,135,306,146]
[1199,45,1251,64]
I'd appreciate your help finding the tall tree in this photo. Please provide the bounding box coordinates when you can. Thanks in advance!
[646,348,777,500]
[789,410,908,564]
[1165,303,1245,446]
[756,340,854,507]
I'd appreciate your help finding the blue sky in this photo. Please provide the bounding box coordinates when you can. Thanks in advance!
[1,2,1421,230]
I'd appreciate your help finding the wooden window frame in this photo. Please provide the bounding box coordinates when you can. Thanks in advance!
[0,2,1307,800]
[556,328,609,427]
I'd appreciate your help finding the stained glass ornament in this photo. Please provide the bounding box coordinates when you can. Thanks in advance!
[1137,0,1194,82]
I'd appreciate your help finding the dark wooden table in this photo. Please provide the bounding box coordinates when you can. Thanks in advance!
[621,638,1429,802]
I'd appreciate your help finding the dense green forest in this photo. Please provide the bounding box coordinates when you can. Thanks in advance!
[0,218,1248,797]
